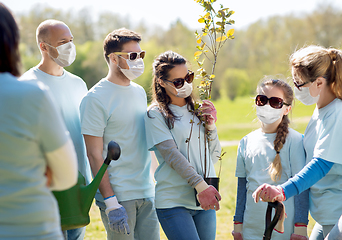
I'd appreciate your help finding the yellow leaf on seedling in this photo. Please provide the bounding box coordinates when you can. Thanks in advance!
[210,75,215,79]
[227,28,235,36]
[216,36,227,42]
[198,18,205,23]
[194,51,202,57]
[197,39,202,44]
[200,81,206,86]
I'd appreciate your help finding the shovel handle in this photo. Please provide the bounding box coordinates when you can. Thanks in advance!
[104,141,121,165]
[263,201,284,240]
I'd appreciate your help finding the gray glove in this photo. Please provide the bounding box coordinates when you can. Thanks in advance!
[107,207,130,234]
[104,196,130,235]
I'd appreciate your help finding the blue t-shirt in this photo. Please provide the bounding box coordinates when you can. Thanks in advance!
[0,72,69,239]
[20,67,92,184]
[303,98,342,225]
[235,128,306,240]
[80,78,154,202]
[145,104,221,210]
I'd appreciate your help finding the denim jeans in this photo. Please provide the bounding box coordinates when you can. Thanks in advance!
[97,198,160,240]
[62,227,86,240]
[326,215,342,240]
[156,207,216,240]
[310,223,334,240]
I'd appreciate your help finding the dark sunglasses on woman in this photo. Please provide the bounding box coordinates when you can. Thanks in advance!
[255,95,290,109]
[163,70,194,89]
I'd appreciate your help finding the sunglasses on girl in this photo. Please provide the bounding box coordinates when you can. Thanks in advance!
[255,95,290,109]
[163,70,194,89]
[112,51,146,61]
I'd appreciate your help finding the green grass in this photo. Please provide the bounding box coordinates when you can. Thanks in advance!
[85,96,316,239]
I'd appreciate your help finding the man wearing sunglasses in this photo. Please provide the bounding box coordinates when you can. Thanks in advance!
[80,28,159,240]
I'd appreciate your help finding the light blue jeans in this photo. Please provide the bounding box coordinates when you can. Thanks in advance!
[310,223,334,240]
[325,215,342,240]
[97,198,160,240]
[156,207,216,240]
[62,227,86,240]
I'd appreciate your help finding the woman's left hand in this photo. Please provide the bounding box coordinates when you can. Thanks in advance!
[200,100,217,130]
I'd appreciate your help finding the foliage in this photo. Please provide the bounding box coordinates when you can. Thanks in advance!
[194,0,235,100]
[15,3,342,101]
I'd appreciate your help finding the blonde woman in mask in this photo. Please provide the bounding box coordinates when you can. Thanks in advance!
[253,46,342,240]
[144,51,222,240]
[232,77,309,240]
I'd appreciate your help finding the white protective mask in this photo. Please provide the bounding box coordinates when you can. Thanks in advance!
[294,83,320,105]
[167,81,193,98]
[256,104,283,125]
[46,42,76,67]
[118,56,144,81]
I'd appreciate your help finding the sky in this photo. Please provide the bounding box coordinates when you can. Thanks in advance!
[3,0,342,30]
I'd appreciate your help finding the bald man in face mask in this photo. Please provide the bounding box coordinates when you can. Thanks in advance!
[20,20,92,240]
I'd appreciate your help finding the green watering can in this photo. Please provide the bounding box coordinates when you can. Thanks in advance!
[53,141,120,231]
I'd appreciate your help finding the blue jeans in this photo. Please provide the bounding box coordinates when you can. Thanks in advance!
[62,227,86,240]
[326,215,342,240]
[310,223,334,240]
[97,198,160,240]
[156,207,216,240]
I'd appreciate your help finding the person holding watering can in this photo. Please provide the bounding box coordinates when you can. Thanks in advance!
[0,3,78,239]
[253,45,342,240]
[232,77,309,240]
[145,51,222,240]
[80,28,159,240]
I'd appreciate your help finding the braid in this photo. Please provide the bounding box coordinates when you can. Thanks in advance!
[269,115,289,182]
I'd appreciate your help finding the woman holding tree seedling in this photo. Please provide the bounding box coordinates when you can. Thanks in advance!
[232,77,309,240]
[253,45,342,240]
[144,50,221,240]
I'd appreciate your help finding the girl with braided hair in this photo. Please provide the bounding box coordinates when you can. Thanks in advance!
[253,45,342,240]
[144,51,222,240]
[232,77,309,240]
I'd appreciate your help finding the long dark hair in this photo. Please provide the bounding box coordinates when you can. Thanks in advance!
[148,51,197,129]
[0,3,21,76]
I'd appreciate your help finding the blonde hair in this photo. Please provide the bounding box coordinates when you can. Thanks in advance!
[290,45,342,99]
[257,77,294,182]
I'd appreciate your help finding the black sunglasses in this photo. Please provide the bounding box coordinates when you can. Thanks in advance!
[163,70,194,89]
[293,79,310,91]
[255,95,290,109]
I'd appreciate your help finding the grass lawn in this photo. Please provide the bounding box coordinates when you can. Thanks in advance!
[84,96,316,239]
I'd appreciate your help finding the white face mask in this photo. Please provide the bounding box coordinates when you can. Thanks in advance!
[167,81,193,98]
[256,104,283,125]
[118,56,144,81]
[46,42,76,67]
[294,82,320,105]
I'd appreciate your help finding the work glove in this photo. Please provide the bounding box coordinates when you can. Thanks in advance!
[252,183,285,203]
[195,180,221,211]
[231,222,243,240]
[104,196,130,235]
[199,100,217,131]
[290,224,308,240]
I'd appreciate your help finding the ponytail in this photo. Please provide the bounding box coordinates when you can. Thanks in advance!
[328,49,342,100]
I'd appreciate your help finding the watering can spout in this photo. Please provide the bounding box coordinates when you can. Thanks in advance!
[81,141,121,215]
[53,140,121,231]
